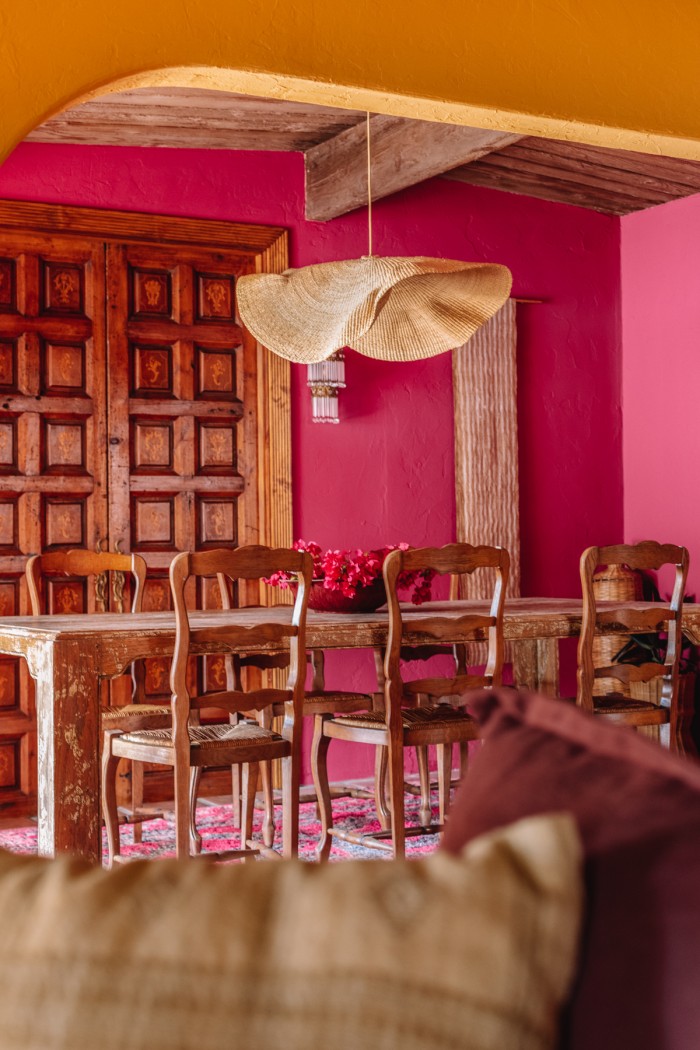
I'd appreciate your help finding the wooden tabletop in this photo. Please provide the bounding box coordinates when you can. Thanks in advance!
[0,596,698,667]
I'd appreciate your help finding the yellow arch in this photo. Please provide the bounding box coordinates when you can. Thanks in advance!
[3,1,700,163]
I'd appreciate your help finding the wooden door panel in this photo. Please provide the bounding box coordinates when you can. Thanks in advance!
[0,233,106,815]
[107,244,254,575]
[107,242,261,801]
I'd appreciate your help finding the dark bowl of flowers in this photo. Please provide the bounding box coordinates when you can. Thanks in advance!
[266,540,434,612]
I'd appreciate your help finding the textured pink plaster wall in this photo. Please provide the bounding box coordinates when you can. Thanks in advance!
[0,143,622,780]
[622,193,700,597]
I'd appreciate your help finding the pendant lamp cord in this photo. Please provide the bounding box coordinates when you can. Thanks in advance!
[366,111,373,257]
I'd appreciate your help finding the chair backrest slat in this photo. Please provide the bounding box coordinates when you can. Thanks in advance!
[185,545,309,582]
[190,687,291,715]
[26,548,147,615]
[402,674,491,699]
[595,541,687,574]
[593,662,668,685]
[400,613,496,645]
[596,607,676,632]
[189,621,297,653]
[398,543,507,577]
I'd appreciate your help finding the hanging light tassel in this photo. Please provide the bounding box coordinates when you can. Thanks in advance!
[307,350,346,423]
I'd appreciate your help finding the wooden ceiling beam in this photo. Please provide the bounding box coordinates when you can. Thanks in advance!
[456,152,679,204]
[27,88,366,152]
[515,137,700,186]
[444,165,641,215]
[445,136,700,214]
[304,115,522,221]
[502,140,700,197]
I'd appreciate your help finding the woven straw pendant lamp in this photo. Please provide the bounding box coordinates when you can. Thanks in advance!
[236,115,512,364]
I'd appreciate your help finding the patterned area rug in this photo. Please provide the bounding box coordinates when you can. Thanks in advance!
[0,794,441,863]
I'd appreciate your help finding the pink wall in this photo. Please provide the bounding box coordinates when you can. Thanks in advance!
[622,193,700,597]
[0,142,623,779]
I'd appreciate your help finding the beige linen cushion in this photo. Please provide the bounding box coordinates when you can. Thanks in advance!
[0,813,582,1050]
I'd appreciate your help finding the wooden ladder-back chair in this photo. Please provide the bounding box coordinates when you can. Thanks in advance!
[312,542,509,859]
[25,548,170,838]
[577,541,690,753]
[189,593,378,854]
[373,572,470,830]
[102,545,312,864]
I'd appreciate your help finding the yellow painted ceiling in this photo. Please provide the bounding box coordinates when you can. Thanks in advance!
[2,1,700,163]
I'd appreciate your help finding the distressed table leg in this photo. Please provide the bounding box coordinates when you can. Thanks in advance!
[512,640,537,690]
[536,638,560,697]
[512,638,560,696]
[33,638,101,863]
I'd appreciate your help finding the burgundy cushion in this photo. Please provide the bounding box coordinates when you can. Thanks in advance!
[442,689,700,1050]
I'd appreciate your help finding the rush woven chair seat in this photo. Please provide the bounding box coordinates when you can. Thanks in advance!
[119,721,284,751]
[102,544,312,864]
[577,541,690,753]
[332,706,476,734]
[25,548,170,839]
[312,542,509,859]
[590,695,672,716]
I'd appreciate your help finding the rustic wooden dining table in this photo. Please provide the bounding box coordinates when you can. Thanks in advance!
[3,596,699,864]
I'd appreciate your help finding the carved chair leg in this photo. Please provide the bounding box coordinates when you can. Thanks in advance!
[131,760,144,843]
[281,746,300,860]
[260,760,276,848]
[671,682,691,757]
[459,740,470,779]
[231,764,241,829]
[189,766,203,855]
[240,762,259,856]
[229,710,241,828]
[102,730,122,869]
[437,743,453,825]
[416,745,432,827]
[388,741,406,860]
[374,745,390,830]
[670,711,684,756]
[311,714,333,862]
[174,758,192,860]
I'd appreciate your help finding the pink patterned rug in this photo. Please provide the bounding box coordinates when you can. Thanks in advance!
[0,794,441,863]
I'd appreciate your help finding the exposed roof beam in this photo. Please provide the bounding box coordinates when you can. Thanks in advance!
[26,88,365,152]
[304,115,522,221]
[444,136,700,215]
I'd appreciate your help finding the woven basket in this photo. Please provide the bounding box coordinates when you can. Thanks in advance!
[592,563,642,696]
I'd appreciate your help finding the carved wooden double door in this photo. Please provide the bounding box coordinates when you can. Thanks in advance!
[0,204,289,816]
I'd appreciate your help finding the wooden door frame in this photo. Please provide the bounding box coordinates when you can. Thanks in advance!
[0,198,292,556]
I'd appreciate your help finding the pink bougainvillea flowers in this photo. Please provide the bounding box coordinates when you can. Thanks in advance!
[266,540,434,605]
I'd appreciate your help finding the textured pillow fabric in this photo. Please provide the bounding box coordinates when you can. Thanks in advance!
[442,688,700,1050]
[0,813,582,1050]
